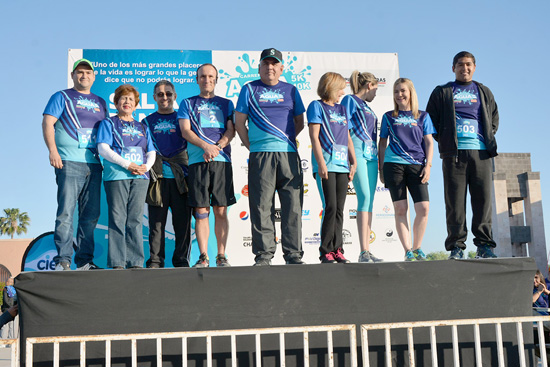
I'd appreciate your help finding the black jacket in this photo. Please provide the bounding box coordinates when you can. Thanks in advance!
[426,81,499,158]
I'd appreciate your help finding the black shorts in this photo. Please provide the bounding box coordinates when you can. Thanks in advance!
[382,162,429,203]
[188,161,236,208]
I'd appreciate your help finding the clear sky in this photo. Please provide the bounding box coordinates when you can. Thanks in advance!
[0,0,548,257]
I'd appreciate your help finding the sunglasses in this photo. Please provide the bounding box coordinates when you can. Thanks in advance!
[156,92,174,98]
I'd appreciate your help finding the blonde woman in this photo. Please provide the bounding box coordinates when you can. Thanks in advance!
[341,71,382,263]
[308,72,357,263]
[378,78,435,261]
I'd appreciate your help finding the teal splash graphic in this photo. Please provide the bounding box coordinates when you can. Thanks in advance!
[329,111,347,125]
[454,89,478,105]
[75,96,101,112]
[153,119,177,134]
[259,88,284,103]
[122,124,144,139]
[198,100,221,112]
[220,53,312,98]
[395,114,417,127]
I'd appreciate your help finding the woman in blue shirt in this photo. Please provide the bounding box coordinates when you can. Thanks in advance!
[97,84,156,269]
[308,72,357,263]
[379,78,435,261]
[341,71,382,263]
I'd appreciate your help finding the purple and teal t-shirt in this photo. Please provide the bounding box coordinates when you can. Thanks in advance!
[96,116,155,181]
[453,81,486,150]
[177,96,234,165]
[142,111,186,179]
[341,94,378,161]
[380,110,435,165]
[307,100,351,174]
[236,80,305,153]
[43,88,108,163]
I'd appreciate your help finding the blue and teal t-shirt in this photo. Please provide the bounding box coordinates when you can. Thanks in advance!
[177,96,234,165]
[43,89,108,163]
[307,100,351,174]
[236,80,305,153]
[96,116,155,181]
[380,110,435,165]
[453,81,486,150]
[142,111,186,179]
[341,94,378,161]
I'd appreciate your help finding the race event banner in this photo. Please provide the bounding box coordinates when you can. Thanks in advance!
[48,49,402,268]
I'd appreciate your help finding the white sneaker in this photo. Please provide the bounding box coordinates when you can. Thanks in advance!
[54,261,70,271]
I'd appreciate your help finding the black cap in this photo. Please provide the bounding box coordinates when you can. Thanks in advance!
[260,48,283,64]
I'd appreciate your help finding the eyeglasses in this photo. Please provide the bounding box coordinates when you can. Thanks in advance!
[156,92,174,98]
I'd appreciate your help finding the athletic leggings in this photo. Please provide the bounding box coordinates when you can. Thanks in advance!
[352,155,378,212]
[316,172,349,257]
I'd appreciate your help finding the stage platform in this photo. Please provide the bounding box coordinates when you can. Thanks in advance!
[15,257,537,366]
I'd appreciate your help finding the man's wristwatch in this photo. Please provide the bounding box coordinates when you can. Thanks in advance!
[215,143,222,149]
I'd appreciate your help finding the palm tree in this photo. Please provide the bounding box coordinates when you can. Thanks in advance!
[0,208,30,239]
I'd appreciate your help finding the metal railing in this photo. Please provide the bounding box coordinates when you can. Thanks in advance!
[0,338,18,367]
[25,324,357,367]
[360,315,550,367]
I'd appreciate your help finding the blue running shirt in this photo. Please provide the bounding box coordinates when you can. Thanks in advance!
[178,96,235,165]
[307,100,351,174]
[453,82,486,150]
[142,111,186,179]
[96,116,155,181]
[380,110,435,165]
[341,95,378,161]
[236,80,305,152]
[43,89,108,163]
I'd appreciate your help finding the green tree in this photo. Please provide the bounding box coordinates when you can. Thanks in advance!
[0,208,30,239]
[426,251,449,261]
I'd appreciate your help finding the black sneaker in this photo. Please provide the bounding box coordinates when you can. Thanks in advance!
[254,258,271,266]
[216,254,231,267]
[448,247,464,260]
[285,256,305,265]
[476,244,497,259]
[194,253,209,268]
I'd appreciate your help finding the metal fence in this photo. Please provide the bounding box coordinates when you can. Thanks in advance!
[360,315,550,367]
[24,324,357,367]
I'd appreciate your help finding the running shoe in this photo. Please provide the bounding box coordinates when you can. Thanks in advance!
[321,253,337,264]
[194,253,209,268]
[333,248,351,263]
[413,249,427,261]
[476,244,498,259]
[358,251,383,263]
[54,261,70,271]
[216,254,231,267]
[448,247,464,260]
[404,250,415,261]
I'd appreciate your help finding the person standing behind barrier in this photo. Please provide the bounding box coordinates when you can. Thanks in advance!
[235,48,306,266]
[97,84,156,269]
[142,80,192,268]
[0,278,18,340]
[42,59,108,271]
[426,51,499,260]
[341,71,382,263]
[379,78,435,261]
[308,72,357,264]
[179,64,236,268]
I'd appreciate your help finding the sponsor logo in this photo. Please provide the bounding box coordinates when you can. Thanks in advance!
[319,210,323,219]
[377,77,387,86]
[239,211,249,220]
[242,236,252,247]
[122,124,145,139]
[370,230,376,244]
[258,88,285,103]
[383,205,391,213]
[219,53,312,98]
[394,114,418,127]
[342,229,352,245]
[25,251,58,271]
[304,183,309,195]
[305,233,321,245]
[302,209,310,221]
[241,158,249,173]
[454,88,478,105]
[301,159,309,172]
[376,186,390,192]
[347,184,356,195]
[386,229,393,237]
[274,208,282,222]
[349,209,357,219]
[241,185,249,197]
[329,111,347,125]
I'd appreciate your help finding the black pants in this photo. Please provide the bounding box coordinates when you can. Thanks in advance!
[147,179,192,267]
[317,172,348,257]
[442,150,495,250]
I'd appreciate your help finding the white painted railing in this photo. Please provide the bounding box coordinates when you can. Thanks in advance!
[24,324,357,367]
[0,338,18,367]
[360,315,550,367]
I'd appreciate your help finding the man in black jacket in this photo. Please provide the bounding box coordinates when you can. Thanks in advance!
[426,51,499,259]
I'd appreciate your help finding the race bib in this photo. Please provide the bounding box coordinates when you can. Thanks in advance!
[332,144,348,167]
[200,109,224,129]
[456,119,479,138]
[77,128,96,149]
[122,147,143,165]
[363,140,377,160]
